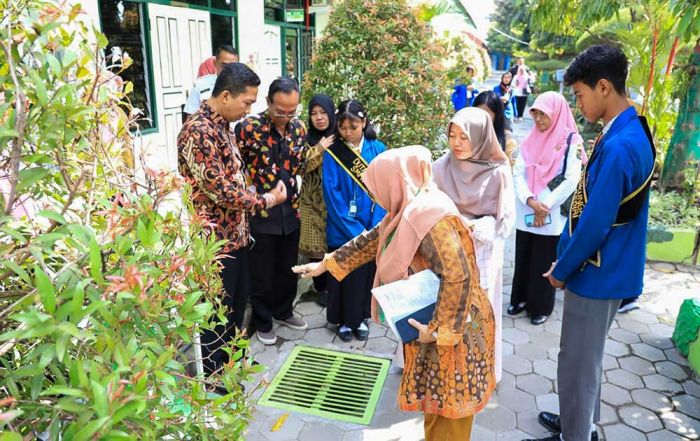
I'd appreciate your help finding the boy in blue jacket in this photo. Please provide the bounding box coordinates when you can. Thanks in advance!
[527,46,655,441]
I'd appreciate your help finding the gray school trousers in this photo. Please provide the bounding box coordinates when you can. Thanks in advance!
[558,289,621,441]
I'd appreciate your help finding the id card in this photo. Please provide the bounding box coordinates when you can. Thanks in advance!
[525,213,552,227]
[348,200,358,218]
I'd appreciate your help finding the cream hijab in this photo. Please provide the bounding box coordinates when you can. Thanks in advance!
[433,107,510,226]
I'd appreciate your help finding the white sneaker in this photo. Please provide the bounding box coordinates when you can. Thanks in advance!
[618,301,640,313]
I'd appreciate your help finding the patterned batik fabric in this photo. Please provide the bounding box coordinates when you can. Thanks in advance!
[235,111,307,219]
[326,216,496,418]
[177,102,266,253]
[299,142,327,259]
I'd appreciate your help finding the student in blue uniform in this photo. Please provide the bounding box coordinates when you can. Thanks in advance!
[322,100,387,342]
[527,45,655,441]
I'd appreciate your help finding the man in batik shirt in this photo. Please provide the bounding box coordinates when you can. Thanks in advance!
[177,63,286,376]
[235,77,308,345]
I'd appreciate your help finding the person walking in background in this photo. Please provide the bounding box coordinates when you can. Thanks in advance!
[473,91,519,165]
[322,100,386,341]
[235,77,308,346]
[177,63,287,378]
[509,91,584,326]
[451,65,480,111]
[528,45,655,441]
[513,66,531,120]
[298,94,336,307]
[184,45,239,117]
[433,107,514,382]
[493,71,516,132]
[293,146,496,441]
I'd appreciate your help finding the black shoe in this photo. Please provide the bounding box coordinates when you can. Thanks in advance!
[521,435,560,441]
[507,304,526,315]
[314,290,328,307]
[353,327,369,341]
[337,326,352,342]
[531,315,548,325]
[538,411,561,433]
[537,412,599,441]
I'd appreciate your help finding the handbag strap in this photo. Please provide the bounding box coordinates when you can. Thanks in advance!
[560,132,575,176]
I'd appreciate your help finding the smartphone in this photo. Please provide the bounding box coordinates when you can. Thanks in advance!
[525,214,552,227]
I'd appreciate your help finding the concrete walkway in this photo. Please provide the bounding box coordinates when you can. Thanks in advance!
[244,111,700,441]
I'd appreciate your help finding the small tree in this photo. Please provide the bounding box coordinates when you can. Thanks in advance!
[0,1,258,438]
[302,0,452,150]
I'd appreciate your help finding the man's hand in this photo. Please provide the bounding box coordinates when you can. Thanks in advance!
[318,135,335,151]
[408,319,436,344]
[267,180,287,206]
[543,261,565,289]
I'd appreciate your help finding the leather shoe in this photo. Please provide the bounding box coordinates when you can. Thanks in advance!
[536,412,599,441]
[507,304,525,315]
[531,315,548,325]
[521,435,560,441]
[538,411,561,433]
[337,326,352,342]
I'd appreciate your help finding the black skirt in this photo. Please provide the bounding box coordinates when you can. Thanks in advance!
[510,229,560,316]
[326,260,376,329]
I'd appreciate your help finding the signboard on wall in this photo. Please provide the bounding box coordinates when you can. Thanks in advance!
[286,9,304,22]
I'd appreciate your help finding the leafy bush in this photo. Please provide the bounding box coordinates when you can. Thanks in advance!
[0,1,257,438]
[648,189,700,229]
[302,0,453,150]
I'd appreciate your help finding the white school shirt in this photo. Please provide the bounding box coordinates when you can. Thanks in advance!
[513,140,583,236]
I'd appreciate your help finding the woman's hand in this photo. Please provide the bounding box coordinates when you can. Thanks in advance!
[527,197,550,217]
[318,135,335,151]
[408,319,436,344]
[292,260,327,279]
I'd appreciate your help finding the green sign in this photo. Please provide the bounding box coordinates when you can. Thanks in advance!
[286,9,304,22]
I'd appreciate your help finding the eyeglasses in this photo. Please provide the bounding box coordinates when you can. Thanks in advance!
[271,111,299,118]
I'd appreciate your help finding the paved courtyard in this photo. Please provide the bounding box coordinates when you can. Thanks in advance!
[244,105,700,440]
[244,240,700,441]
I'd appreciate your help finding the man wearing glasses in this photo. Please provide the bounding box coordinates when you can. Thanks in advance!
[235,77,308,345]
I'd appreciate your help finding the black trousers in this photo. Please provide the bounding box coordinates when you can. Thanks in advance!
[201,248,250,375]
[515,95,528,117]
[309,257,328,293]
[510,229,560,316]
[249,230,301,333]
[326,255,375,329]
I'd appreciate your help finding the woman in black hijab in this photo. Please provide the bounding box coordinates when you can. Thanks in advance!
[299,94,336,306]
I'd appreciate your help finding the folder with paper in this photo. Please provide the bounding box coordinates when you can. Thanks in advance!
[371,270,440,343]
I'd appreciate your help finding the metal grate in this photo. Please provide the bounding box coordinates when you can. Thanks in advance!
[258,346,391,425]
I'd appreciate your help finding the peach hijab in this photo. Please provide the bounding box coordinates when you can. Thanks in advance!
[362,145,462,289]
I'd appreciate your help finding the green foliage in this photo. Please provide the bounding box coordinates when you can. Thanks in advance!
[0,0,258,438]
[441,36,491,85]
[648,189,700,228]
[302,0,453,150]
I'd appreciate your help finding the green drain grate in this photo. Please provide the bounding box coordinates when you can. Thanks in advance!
[258,346,391,425]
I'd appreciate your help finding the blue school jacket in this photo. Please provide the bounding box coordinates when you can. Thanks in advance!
[552,107,654,299]
[322,138,387,249]
[493,85,516,120]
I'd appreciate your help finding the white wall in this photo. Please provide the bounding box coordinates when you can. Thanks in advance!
[237,0,276,114]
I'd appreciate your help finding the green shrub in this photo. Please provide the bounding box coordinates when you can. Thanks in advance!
[648,189,700,229]
[0,1,258,438]
[302,0,453,150]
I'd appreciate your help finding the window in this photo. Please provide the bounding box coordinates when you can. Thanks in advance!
[264,0,284,21]
[210,0,236,11]
[210,14,235,53]
[99,0,154,130]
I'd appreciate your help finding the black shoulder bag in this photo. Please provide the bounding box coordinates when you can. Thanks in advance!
[546,132,577,217]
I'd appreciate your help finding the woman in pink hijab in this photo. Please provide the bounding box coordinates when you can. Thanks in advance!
[293,146,495,440]
[433,107,515,383]
[509,91,584,325]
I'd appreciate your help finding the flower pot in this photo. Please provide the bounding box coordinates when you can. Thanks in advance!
[646,225,698,264]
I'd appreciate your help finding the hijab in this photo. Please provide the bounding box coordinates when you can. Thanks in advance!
[306,94,336,146]
[362,146,461,288]
[519,91,584,195]
[433,107,510,225]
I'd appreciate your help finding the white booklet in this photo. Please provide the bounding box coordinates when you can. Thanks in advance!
[371,269,440,343]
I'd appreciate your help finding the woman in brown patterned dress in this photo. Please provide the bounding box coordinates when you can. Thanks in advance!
[293,146,496,440]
